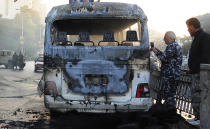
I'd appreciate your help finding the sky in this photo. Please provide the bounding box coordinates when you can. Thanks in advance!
[41,0,210,37]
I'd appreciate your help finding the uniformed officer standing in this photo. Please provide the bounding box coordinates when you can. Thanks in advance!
[152,31,182,111]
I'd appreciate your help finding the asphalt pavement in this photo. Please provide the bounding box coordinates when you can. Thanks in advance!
[0,61,46,128]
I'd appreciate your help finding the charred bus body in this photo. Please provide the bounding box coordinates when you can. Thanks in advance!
[39,2,153,113]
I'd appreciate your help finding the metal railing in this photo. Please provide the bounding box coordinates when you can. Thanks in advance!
[150,71,198,116]
[176,73,194,115]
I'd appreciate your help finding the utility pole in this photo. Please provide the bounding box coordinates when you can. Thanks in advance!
[20,11,24,54]
[16,9,25,54]
[39,4,44,53]
[21,12,23,37]
[38,17,42,52]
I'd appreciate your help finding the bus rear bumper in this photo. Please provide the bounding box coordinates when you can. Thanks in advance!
[44,95,153,113]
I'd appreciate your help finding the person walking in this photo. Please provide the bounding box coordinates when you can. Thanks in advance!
[12,52,18,70]
[18,52,24,70]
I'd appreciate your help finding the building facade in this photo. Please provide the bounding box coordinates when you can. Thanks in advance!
[0,0,32,19]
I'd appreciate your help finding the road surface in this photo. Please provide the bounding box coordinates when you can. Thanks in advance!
[0,61,47,128]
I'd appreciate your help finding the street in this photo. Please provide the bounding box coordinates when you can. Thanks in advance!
[0,61,44,117]
[0,61,48,128]
[0,62,198,129]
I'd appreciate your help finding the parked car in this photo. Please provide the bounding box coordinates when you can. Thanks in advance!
[34,56,44,72]
[0,50,14,69]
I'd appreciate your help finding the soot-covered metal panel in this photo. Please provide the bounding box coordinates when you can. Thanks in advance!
[64,60,128,94]
[46,2,147,22]
[44,47,148,95]
[44,46,149,61]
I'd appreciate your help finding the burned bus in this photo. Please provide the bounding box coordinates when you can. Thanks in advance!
[39,2,153,113]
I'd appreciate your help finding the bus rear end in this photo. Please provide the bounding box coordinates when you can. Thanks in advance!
[40,2,152,113]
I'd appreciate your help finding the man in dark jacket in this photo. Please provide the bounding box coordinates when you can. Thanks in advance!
[18,52,24,70]
[12,52,18,70]
[186,18,210,74]
[186,17,210,121]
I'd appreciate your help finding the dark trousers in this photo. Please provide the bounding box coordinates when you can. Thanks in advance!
[191,74,201,119]
[158,77,178,109]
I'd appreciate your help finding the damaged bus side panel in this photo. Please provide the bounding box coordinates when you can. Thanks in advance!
[39,2,153,113]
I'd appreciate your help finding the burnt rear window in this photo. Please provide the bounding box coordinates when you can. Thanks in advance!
[51,19,142,46]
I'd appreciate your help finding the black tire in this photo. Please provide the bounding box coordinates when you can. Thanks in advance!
[50,110,63,120]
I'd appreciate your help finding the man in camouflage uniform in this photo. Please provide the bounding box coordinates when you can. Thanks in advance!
[152,31,182,110]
